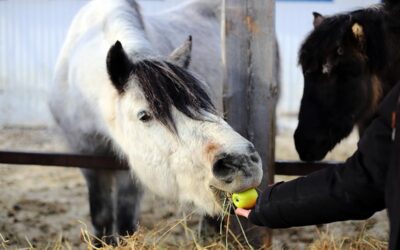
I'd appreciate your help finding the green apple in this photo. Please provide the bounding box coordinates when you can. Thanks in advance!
[232,188,258,209]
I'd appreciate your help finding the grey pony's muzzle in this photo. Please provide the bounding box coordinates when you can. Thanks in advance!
[210,144,263,193]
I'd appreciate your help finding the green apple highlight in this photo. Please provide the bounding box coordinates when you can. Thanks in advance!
[232,188,258,209]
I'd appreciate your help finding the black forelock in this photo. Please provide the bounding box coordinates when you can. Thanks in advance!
[131,60,216,132]
[299,7,386,72]
[299,14,350,69]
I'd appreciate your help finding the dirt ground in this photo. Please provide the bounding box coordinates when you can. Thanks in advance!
[0,125,389,249]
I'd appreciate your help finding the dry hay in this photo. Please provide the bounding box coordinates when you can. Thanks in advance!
[1,220,388,250]
[79,197,261,250]
[309,225,388,250]
[0,196,264,250]
[0,233,73,250]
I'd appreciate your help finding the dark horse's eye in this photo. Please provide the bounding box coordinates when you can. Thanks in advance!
[337,47,344,55]
[137,110,152,122]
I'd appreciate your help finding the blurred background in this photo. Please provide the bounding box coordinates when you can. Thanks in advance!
[0,0,380,128]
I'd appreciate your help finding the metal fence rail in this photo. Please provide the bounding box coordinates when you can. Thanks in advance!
[0,151,338,176]
[0,151,128,170]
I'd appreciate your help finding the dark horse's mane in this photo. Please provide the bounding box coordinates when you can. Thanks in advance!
[133,60,216,131]
[384,0,400,33]
[299,6,387,73]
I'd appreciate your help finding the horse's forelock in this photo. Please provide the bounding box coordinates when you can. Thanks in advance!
[299,5,386,70]
[132,60,216,132]
[299,14,351,68]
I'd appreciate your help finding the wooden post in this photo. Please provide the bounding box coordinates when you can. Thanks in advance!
[222,0,278,247]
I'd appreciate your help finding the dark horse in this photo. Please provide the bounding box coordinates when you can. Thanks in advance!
[295,4,400,161]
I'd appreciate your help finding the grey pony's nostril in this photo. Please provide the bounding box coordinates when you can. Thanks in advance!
[212,156,237,183]
[250,154,259,163]
[213,158,235,177]
[212,151,260,184]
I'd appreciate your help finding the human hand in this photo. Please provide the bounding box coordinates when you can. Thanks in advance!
[235,208,251,218]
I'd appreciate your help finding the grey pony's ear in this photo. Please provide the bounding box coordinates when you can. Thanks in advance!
[312,12,325,28]
[168,35,192,69]
[106,41,133,93]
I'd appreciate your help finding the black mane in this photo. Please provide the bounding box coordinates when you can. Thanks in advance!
[132,60,216,131]
[299,6,386,72]
[384,0,400,33]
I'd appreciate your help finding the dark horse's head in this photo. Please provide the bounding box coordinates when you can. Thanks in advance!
[295,6,387,161]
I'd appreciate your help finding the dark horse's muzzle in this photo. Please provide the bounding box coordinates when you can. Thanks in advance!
[295,114,355,162]
[294,126,333,162]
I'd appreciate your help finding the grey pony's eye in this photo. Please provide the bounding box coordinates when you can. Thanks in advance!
[137,110,152,122]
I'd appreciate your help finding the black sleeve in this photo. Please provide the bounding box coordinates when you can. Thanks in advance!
[248,84,400,228]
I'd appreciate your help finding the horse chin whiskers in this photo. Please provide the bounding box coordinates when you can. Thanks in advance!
[209,185,228,206]
[179,187,223,215]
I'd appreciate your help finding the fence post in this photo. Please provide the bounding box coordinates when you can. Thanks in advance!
[222,0,278,247]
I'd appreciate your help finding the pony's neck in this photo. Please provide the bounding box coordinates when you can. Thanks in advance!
[103,0,154,59]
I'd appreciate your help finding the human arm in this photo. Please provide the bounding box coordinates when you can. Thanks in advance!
[244,85,400,228]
